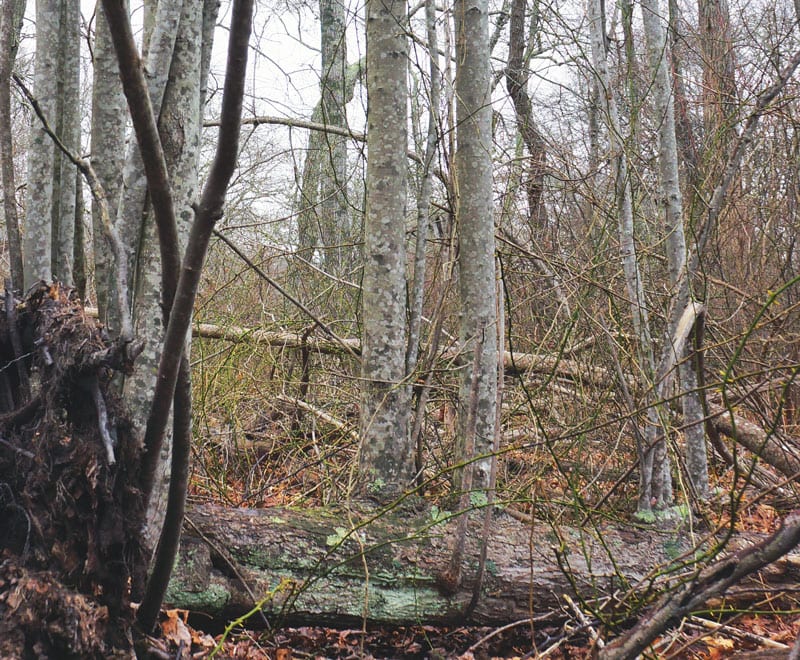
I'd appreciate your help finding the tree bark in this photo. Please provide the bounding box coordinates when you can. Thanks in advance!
[91,3,127,323]
[318,0,349,276]
[454,0,498,491]
[358,0,413,498]
[23,0,60,289]
[641,0,708,499]
[167,503,692,626]
[0,0,25,292]
[166,503,800,629]
[51,0,80,287]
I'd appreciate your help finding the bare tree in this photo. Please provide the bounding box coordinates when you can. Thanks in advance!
[454,0,498,490]
[358,0,414,498]
[641,0,708,499]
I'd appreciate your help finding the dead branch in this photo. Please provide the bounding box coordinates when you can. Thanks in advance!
[600,510,800,658]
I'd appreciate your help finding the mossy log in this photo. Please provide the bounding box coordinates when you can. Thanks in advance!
[168,502,695,627]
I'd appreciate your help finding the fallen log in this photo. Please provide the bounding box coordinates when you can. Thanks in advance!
[708,402,800,483]
[166,502,749,628]
[168,503,678,626]
[185,320,617,385]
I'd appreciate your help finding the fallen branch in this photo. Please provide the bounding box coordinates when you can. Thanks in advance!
[708,402,800,484]
[274,394,358,442]
[600,510,800,658]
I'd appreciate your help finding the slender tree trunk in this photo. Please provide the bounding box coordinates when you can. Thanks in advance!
[73,170,86,298]
[454,0,498,491]
[406,0,441,377]
[641,0,708,499]
[51,0,80,286]
[505,0,547,228]
[587,0,668,510]
[0,0,26,292]
[358,0,413,499]
[698,0,736,159]
[319,0,349,276]
[21,0,81,290]
[91,2,127,322]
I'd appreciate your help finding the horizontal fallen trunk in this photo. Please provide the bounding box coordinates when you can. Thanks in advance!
[164,503,799,629]
[167,503,689,626]
[708,401,800,483]
[186,321,612,384]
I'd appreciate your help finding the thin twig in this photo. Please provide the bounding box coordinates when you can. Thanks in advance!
[0,436,34,459]
[467,615,553,653]
[564,593,604,649]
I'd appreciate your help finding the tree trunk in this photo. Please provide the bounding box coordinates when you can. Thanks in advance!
[50,0,80,287]
[359,0,412,499]
[641,0,708,499]
[90,4,127,323]
[318,0,349,276]
[23,0,59,289]
[0,0,26,292]
[168,503,690,626]
[454,0,498,491]
[166,503,800,628]
[114,0,217,552]
[586,0,669,511]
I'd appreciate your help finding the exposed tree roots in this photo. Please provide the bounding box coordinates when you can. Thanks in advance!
[0,283,143,658]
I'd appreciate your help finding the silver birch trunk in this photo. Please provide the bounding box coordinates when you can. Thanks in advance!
[587,0,669,510]
[641,0,708,499]
[454,0,497,491]
[23,0,60,289]
[90,2,127,322]
[358,0,413,498]
[0,0,25,291]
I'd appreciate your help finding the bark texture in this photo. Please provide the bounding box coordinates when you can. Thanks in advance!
[50,0,80,287]
[90,5,127,322]
[359,0,413,497]
[165,504,800,632]
[0,0,25,291]
[454,0,498,490]
[23,0,60,289]
[168,503,691,626]
[318,0,350,275]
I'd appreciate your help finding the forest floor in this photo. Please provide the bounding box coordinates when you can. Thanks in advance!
[148,608,800,658]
